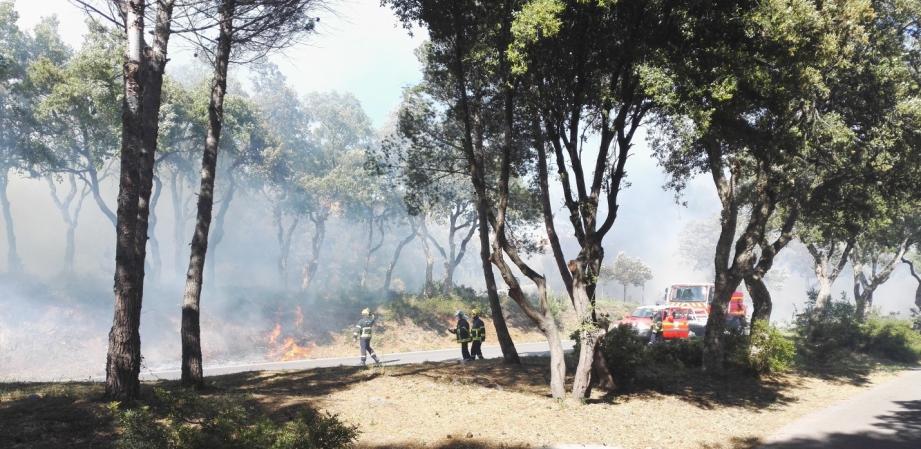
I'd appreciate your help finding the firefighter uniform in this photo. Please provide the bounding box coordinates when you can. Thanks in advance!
[470,309,486,360]
[354,308,380,366]
[448,311,472,361]
[649,311,664,344]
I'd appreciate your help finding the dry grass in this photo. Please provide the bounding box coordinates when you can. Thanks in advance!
[2,355,905,449]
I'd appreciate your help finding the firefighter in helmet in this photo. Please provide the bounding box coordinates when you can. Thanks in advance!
[353,308,380,366]
[469,308,486,360]
[448,310,472,361]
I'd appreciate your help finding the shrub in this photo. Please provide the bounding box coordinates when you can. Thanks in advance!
[794,298,863,361]
[860,317,921,364]
[112,390,358,449]
[745,320,796,374]
[598,324,650,386]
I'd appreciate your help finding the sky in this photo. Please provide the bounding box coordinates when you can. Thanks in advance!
[9,0,919,321]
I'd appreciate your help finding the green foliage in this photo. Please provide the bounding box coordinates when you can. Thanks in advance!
[746,321,796,374]
[111,389,358,449]
[860,318,921,364]
[794,298,921,364]
[598,325,649,387]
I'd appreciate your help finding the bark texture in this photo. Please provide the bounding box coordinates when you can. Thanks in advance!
[106,0,146,400]
[181,0,234,388]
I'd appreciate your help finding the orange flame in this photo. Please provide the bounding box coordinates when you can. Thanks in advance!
[277,337,314,361]
[268,323,282,345]
[266,321,313,361]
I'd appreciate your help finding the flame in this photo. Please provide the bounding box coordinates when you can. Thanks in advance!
[277,337,314,361]
[266,320,313,361]
[268,323,282,345]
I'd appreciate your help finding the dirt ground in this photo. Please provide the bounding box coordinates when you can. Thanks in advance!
[235,358,904,449]
[3,354,906,449]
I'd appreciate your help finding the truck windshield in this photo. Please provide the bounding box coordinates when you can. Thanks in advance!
[631,308,655,318]
[671,286,708,302]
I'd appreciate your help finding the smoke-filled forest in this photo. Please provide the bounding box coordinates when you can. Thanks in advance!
[2,0,921,448]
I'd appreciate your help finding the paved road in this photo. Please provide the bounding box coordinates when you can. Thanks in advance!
[141,340,574,381]
[759,368,921,449]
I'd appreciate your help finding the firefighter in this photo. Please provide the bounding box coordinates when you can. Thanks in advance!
[353,308,380,366]
[469,308,486,360]
[448,310,472,361]
[649,309,664,344]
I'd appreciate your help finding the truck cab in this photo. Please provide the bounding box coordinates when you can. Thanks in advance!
[663,283,747,333]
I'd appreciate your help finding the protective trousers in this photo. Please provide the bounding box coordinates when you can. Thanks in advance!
[470,340,484,360]
[461,342,471,361]
[360,337,379,365]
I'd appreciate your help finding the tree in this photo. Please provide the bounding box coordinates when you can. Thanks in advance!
[383,84,479,295]
[650,0,917,371]
[179,0,322,388]
[0,3,58,272]
[385,0,521,366]
[606,252,652,303]
[28,23,121,270]
[904,247,921,312]
[849,213,920,319]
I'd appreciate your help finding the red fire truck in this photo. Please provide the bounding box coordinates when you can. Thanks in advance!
[663,283,747,335]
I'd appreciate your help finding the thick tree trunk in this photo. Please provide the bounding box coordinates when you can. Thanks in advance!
[134,0,174,306]
[745,274,772,326]
[569,252,605,399]
[0,169,22,272]
[106,0,146,401]
[181,0,233,388]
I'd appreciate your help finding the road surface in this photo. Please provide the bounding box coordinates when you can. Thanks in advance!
[759,368,921,449]
[141,340,574,381]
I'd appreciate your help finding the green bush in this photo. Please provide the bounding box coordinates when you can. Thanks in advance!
[598,324,650,387]
[112,390,358,449]
[745,320,796,374]
[793,295,921,365]
[794,299,863,361]
[860,317,921,364]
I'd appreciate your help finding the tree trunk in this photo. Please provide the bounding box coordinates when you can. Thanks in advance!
[148,174,163,280]
[273,206,299,289]
[419,220,435,297]
[47,175,85,273]
[300,215,325,291]
[207,175,236,286]
[903,257,921,311]
[180,0,233,388]
[384,223,417,292]
[807,241,854,311]
[170,171,186,277]
[0,169,22,272]
[448,4,518,364]
[105,0,146,401]
[745,274,771,329]
[569,253,605,399]
[135,0,174,303]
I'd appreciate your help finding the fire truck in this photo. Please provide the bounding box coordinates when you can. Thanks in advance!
[663,283,747,336]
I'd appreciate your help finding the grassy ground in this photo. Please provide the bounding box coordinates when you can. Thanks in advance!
[0,353,911,449]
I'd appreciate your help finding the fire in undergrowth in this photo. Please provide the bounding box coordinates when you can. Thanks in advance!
[266,321,314,361]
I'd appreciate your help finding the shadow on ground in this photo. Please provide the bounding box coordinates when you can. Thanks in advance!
[0,384,113,449]
[360,440,535,449]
